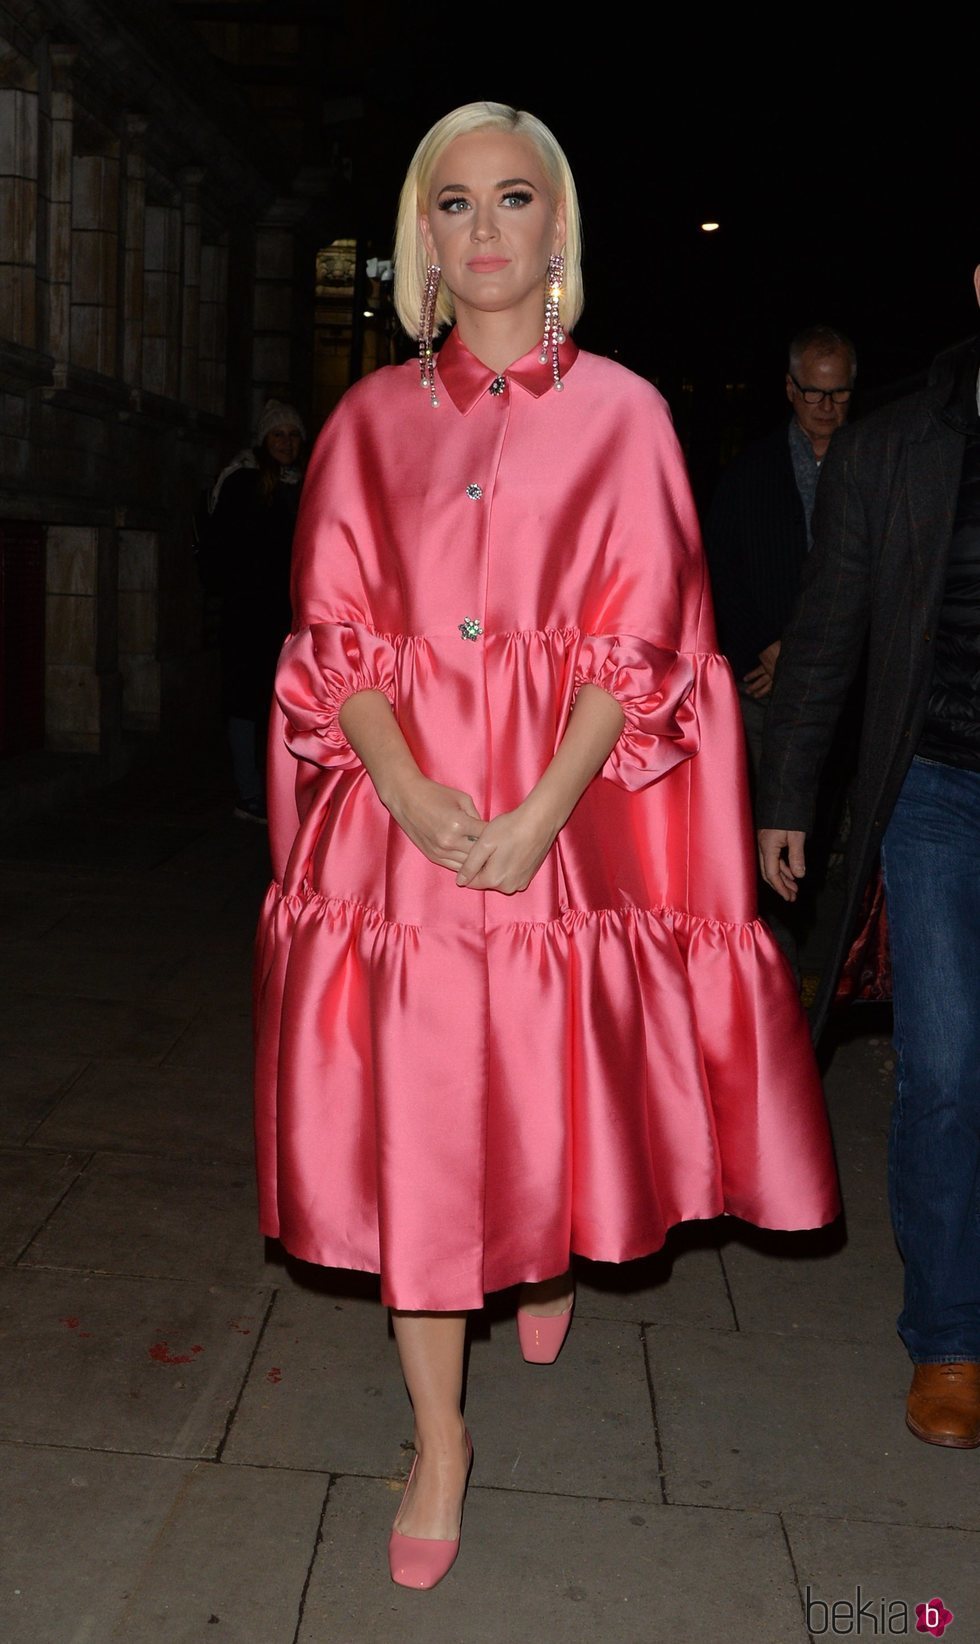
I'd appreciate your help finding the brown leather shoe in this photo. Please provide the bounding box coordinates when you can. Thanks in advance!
[906,1362,980,1449]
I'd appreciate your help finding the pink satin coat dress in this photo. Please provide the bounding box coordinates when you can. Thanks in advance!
[254,329,840,1310]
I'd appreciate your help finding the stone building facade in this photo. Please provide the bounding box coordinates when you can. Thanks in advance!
[0,0,329,779]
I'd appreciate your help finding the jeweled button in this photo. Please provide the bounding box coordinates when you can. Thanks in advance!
[466,483,483,500]
[458,617,483,640]
[489,375,506,396]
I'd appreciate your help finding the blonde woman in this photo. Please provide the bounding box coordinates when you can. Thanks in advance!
[254,101,839,1589]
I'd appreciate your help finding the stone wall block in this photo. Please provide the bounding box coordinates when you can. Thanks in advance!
[252,333,291,381]
[141,334,167,398]
[198,303,218,358]
[120,653,161,723]
[48,201,71,274]
[0,176,38,259]
[0,87,39,176]
[71,155,118,230]
[45,663,100,743]
[141,268,169,334]
[199,244,226,303]
[118,588,157,654]
[71,228,117,306]
[118,531,158,592]
[46,526,98,595]
[254,229,292,280]
[144,204,181,272]
[0,427,29,482]
[47,279,69,357]
[49,132,72,205]
[0,264,36,342]
[69,302,104,371]
[0,392,28,436]
[252,281,292,330]
[45,592,96,665]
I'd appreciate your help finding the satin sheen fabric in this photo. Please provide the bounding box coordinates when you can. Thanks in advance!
[254,330,840,1310]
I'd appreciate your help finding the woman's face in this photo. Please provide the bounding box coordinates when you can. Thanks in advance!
[420,129,565,332]
[264,427,303,466]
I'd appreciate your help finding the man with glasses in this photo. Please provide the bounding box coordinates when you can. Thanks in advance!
[704,324,857,981]
[758,267,980,1449]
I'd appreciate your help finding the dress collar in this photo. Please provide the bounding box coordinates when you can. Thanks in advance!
[435,327,579,414]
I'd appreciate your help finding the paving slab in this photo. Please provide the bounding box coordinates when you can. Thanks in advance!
[160,1003,254,1088]
[0,1050,87,1143]
[47,883,239,945]
[0,867,79,937]
[20,1151,266,1284]
[824,1120,893,1226]
[462,1315,661,1503]
[0,815,207,872]
[784,1513,980,1639]
[0,1443,326,1644]
[649,1324,980,1528]
[719,1210,900,1346]
[573,1222,735,1330]
[29,1062,253,1162]
[821,1020,896,1139]
[0,932,195,1005]
[223,1278,404,1475]
[300,1477,810,1644]
[0,988,192,1062]
[0,1147,88,1263]
[0,1268,268,1456]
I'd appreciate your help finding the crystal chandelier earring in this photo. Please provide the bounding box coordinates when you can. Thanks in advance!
[539,252,565,392]
[418,264,441,408]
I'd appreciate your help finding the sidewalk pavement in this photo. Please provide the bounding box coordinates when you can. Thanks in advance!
[1,736,977,1644]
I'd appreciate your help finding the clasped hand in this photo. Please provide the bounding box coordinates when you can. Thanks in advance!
[387,774,556,894]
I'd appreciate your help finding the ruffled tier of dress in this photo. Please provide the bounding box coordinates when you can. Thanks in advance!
[256,619,839,1309]
[254,887,837,1310]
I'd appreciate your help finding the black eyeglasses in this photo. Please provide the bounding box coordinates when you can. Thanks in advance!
[790,376,853,406]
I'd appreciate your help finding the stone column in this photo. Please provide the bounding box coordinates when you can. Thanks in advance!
[121,114,147,390]
[179,165,204,407]
[252,198,307,429]
[43,45,77,373]
[142,192,182,400]
[199,237,229,417]
[70,139,120,376]
[117,528,160,731]
[44,524,120,754]
[0,52,39,347]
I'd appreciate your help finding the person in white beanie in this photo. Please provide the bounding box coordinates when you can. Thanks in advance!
[199,399,308,821]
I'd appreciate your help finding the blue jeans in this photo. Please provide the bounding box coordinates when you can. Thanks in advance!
[880,755,980,1362]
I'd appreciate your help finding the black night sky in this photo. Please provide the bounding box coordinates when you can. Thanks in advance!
[332,17,976,443]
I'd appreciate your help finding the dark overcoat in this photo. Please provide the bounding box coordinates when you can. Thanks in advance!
[757,335,978,1038]
[703,422,808,679]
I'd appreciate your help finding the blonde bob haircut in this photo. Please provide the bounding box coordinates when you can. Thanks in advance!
[393,101,583,340]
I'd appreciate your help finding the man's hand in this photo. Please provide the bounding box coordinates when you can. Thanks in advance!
[742,640,782,701]
[758,828,807,901]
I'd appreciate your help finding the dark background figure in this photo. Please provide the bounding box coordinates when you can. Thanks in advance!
[757,264,980,1453]
[198,399,307,822]
[703,324,858,984]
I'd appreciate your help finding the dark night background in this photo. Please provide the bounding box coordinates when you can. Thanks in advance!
[172,2,978,505]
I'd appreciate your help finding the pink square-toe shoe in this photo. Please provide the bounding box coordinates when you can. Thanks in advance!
[388,1431,474,1590]
[516,1299,574,1364]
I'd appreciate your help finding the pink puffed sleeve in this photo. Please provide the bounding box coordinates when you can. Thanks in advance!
[574,634,698,790]
[275,620,396,770]
[570,372,717,791]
